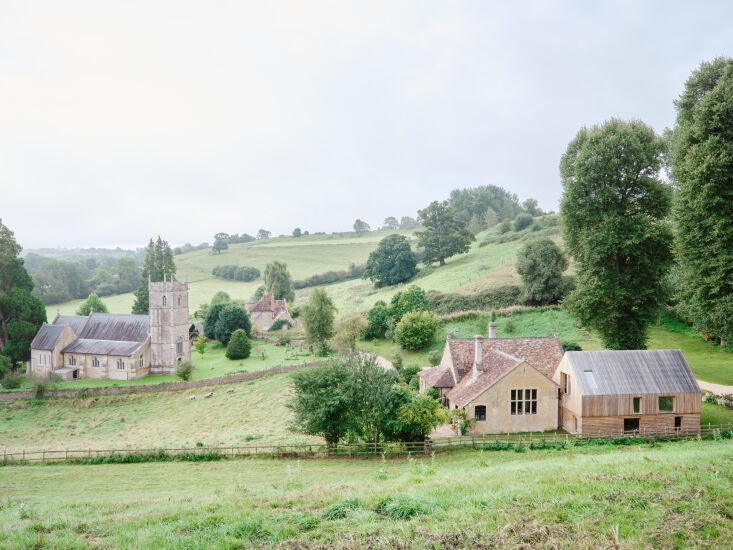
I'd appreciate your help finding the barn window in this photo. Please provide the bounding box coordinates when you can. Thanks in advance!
[474,405,486,421]
[658,396,675,413]
[162,296,167,307]
[623,418,640,433]
[510,389,537,415]
[633,397,641,414]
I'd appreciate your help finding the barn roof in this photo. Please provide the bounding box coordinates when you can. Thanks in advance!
[563,350,700,396]
[52,315,89,335]
[31,324,66,350]
[77,313,149,343]
[62,339,144,356]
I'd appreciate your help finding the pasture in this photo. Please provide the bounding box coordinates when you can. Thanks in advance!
[1,439,732,548]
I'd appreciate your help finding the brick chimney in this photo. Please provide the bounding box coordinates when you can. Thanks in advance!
[472,335,483,379]
[489,321,497,339]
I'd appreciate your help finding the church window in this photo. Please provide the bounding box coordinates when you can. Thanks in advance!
[68,356,76,366]
[178,296,181,306]
[162,296,167,307]
[176,338,183,354]
[117,359,125,370]
[139,356,144,368]
[92,357,100,368]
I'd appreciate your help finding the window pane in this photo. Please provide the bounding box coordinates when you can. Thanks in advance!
[659,396,674,412]
[532,389,537,399]
[531,401,537,414]
[633,397,641,413]
[511,401,516,415]
[511,389,516,400]
[517,400,523,415]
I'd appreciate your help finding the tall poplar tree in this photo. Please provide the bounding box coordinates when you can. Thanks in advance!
[560,119,672,350]
[669,57,733,349]
[131,236,177,314]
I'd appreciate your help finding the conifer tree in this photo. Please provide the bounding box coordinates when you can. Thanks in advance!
[131,236,177,314]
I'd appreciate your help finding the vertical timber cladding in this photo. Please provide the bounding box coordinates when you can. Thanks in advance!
[149,280,191,374]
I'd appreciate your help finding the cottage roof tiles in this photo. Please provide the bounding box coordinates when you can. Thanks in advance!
[445,350,525,407]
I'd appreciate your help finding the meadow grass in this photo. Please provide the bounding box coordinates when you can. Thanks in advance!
[1,439,731,548]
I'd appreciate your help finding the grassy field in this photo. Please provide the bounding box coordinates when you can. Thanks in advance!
[1,439,732,548]
[0,372,321,453]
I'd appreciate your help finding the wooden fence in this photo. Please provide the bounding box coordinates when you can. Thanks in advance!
[2,423,731,465]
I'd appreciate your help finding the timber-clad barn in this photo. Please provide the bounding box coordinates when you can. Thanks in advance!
[553,350,701,435]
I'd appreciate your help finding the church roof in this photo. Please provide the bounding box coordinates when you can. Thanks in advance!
[77,313,149,342]
[52,315,89,335]
[63,339,145,356]
[31,324,66,351]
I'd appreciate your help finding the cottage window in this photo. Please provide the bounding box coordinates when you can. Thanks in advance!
[92,357,100,368]
[658,396,674,413]
[510,389,537,415]
[475,405,486,421]
[117,359,125,370]
[633,397,641,414]
[674,416,682,429]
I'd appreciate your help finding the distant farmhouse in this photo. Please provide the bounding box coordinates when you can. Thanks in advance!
[245,293,295,333]
[30,280,191,381]
[419,322,701,436]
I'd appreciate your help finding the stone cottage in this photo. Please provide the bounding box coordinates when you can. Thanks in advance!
[245,293,294,332]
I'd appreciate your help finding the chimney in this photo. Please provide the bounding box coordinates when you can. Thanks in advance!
[472,335,483,379]
[489,321,497,339]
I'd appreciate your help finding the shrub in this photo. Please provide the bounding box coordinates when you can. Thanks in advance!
[269,319,293,332]
[704,392,718,405]
[562,341,583,351]
[176,361,194,381]
[330,313,367,351]
[504,318,516,333]
[212,265,261,282]
[389,286,429,323]
[427,349,442,365]
[226,329,251,360]
[376,495,427,520]
[365,301,390,339]
[394,311,438,351]
[1,371,22,389]
[426,286,523,314]
[498,219,512,234]
[514,213,534,231]
[426,387,440,400]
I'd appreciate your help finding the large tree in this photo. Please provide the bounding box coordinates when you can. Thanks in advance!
[131,237,176,314]
[362,234,418,288]
[353,219,371,235]
[264,261,295,303]
[560,119,672,349]
[302,287,336,355]
[76,293,109,316]
[668,57,733,348]
[214,303,251,344]
[515,239,568,305]
[0,219,47,367]
[416,200,474,266]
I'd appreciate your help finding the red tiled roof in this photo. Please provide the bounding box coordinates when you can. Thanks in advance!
[445,349,524,407]
[418,365,455,388]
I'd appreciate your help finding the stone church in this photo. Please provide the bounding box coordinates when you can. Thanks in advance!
[29,280,191,381]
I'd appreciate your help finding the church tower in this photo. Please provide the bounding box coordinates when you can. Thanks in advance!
[149,277,190,374]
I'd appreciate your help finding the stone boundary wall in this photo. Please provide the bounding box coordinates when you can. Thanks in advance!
[0,361,323,402]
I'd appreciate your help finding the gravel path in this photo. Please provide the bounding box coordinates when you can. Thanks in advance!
[697,380,733,395]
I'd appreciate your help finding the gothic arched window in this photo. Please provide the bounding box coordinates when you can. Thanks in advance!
[162,295,167,307]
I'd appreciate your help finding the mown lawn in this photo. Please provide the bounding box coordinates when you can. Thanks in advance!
[1,439,731,549]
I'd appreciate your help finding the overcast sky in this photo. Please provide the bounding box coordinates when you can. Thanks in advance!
[1,1,731,249]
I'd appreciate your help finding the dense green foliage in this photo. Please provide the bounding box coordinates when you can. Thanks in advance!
[382,216,399,230]
[131,237,176,314]
[394,311,438,351]
[264,261,295,303]
[388,285,429,323]
[214,303,251,344]
[363,234,418,288]
[448,185,522,229]
[175,361,194,381]
[365,300,391,339]
[330,313,367,351]
[225,329,251,360]
[353,219,371,234]
[0,219,47,367]
[293,264,365,289]
[289,354,444,446]
[560,119,672,349]
[416,201,475,266]
[426,286,523,314]
[268,319,293,332]
[0,354,11,378]
[211,265,261,282]
[515,239,569,305]
[513,213,534,231]
[75,292,109,315]
[31,259,89,304]
[669,57,733,349]
[302,288,337,355]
